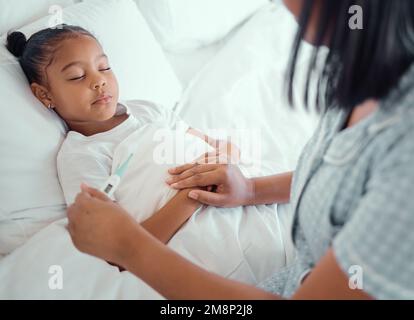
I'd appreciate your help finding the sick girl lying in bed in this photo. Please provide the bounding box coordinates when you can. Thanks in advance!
[6,25,285,283]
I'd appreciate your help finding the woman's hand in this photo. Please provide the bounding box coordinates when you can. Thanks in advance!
[166,164,254,207]
[67,183,141,267]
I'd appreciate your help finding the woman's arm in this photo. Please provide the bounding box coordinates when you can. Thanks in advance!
[167,163,293,207]
[67,186,372,300]
[122,224,278,299]
[246,172,293,205]
[121,228,371,300]
[140,188,202,244]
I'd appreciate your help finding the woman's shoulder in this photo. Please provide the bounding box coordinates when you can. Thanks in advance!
[366,104,414,185]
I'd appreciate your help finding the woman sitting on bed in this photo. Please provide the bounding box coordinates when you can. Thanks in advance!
[5,25,242,247]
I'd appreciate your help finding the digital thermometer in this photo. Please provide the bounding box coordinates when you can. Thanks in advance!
[100,153,134,197]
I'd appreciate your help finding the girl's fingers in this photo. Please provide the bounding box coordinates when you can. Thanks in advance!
[194,151,220,163]
[196,156,230,165]
[193,152,209,164]
[168,162,197,175]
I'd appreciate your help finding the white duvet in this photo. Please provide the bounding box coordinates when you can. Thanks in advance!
[0,123,289,299]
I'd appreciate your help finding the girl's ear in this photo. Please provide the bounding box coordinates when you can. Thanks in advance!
[30,83,53,109]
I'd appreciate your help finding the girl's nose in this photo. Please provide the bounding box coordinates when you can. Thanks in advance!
[92,78,106,90]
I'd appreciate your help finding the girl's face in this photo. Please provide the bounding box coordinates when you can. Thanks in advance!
[32,35,119,127]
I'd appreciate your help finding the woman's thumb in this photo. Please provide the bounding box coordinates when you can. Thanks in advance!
[188,190,226,206]
[80,183,111,202]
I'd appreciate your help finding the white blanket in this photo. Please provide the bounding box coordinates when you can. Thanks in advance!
[0,124,288,299]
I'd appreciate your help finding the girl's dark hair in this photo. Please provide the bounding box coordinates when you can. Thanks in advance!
[288,0,414,112]
[6,24,97,85]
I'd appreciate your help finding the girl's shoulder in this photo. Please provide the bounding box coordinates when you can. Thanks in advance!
[122,99,188,131]
[122,99,171,122]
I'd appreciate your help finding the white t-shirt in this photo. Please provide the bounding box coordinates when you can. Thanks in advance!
[57,100,189,205]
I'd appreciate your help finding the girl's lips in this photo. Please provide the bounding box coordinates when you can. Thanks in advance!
[92,95,112,105]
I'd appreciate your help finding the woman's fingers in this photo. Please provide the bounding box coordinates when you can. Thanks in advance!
[81,183,111,202]
[166,166,213,184]
[74,189,91,207]
[166,164,220,185]
[188,190,227,206]
[168,152,224,174]
[66,204,76,230]
[170,171,223,189]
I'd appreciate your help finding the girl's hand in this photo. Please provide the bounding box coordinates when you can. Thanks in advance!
[195,140,241,165]
[166,164,254,207]
[67,184,141,267]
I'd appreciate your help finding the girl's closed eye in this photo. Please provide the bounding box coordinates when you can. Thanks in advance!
[69,74,85,81]
[68,67,111,81]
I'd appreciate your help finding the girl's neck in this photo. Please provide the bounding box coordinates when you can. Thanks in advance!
[67,113,129,137]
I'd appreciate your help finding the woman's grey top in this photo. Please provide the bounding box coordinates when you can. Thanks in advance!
[259,64,414,299]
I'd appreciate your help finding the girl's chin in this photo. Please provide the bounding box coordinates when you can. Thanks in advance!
[91,100,116,112]
[88,99,117,118]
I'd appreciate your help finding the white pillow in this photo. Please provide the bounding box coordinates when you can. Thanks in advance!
[19,0,182,109]
[0,0,75,36]
[0,48,68,214]
[135,0,268,53]
[0,0,182,255]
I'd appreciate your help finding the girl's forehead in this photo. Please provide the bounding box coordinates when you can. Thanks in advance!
[52,36,104,66]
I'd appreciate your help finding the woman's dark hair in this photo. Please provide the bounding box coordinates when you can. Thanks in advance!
[288,0,414,112]
[6,24,97,85]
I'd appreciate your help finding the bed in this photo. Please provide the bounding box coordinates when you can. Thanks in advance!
[0,0,318,299]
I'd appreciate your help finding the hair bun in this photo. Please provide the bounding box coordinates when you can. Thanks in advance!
[6,31,28,58]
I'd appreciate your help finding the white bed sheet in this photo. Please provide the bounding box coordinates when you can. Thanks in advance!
[165,41,225,89]
[175,3,319,175]
[164,16,245,89]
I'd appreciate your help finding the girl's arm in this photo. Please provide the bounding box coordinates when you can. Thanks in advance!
[140,188,202,244]
[187,127,217,147]
[59,152,200,245]
[142,125,237,243]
